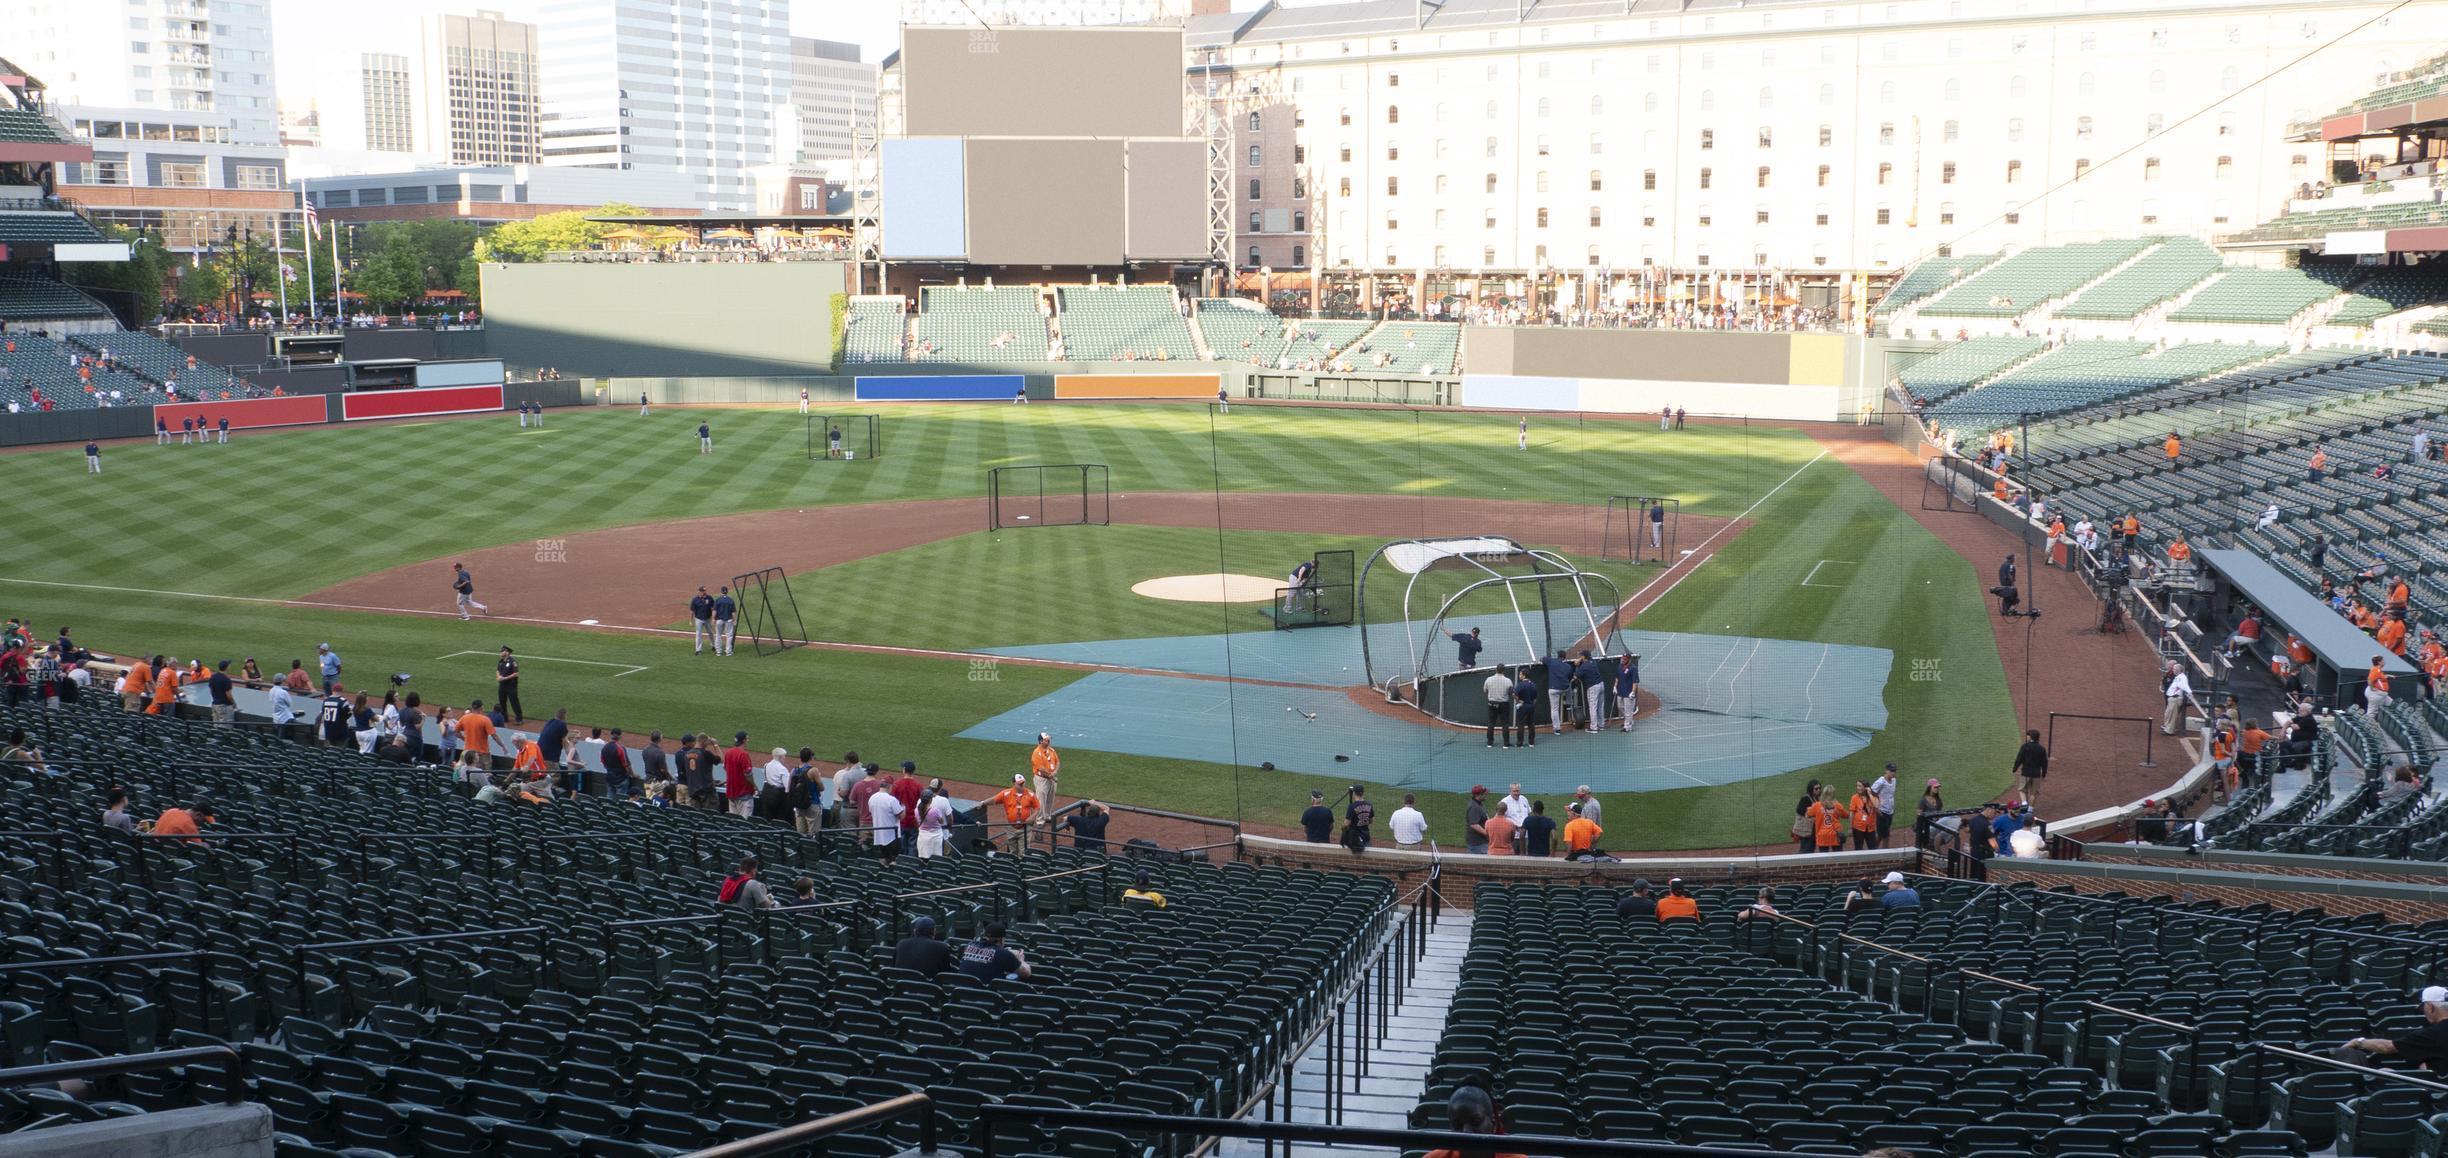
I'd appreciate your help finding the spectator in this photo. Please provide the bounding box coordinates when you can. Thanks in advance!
[1878,871,1920,908]
[1842,877,1880,914]
[1485,803,1517,855]
[1734,887,1779,924]
[206,660,235,725]
[676,733,715,808]
[1482,666,1513,747]
[2382,765,2423,802]
[1296,791,1332,842]
[1562,802,1603,858]
[991,773,1039,831]
[789,877,817,905]
[601,729,634,799]
[830,752,867,825]
[1422,1081,1523,1158]
[1060,798,1109,853]
[1520,800,1557,857]
[2010,729,2049,810]
[868,773,907,862]
[1615,878,1656,919]
[1342,785,1375,854]
[537,707,570,765]
[1572,785,1602,827]
[1963,803,2000,881]
[101,786,136,835]
[1655,878,1699,921]
[717,855,774,910]
[1805,786,1846,854]
[1848,781,1879,851]
[721,731,756,817]
[1122,869,1168,909]
[955,922,1031,981]
[1463,785,1491,854]
[890,762,924,844]
[757,747,794,821]
[2345,988,2448,1071]
[638,731,669,800]
[153,800,206,841]
[893,916,956,975]
[1389,793,1427,849]
[2133,799,2173,844]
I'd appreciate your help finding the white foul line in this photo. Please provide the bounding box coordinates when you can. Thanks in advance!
[1800,559,1859,588]
[1607,447,1831,619]
[438,649,647,678]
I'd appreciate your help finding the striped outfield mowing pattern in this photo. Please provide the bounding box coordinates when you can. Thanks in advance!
[2,404,1822,598]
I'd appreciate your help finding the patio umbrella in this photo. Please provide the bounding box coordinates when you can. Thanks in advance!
[704,227,755,240]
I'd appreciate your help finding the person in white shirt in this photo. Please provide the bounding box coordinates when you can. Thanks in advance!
[917,788,955,858]
[1499,784,1531,828]
[268,682,295,730]
[1388,795,1428,848]
[2256,503,2281,531]
[2162,666,2193,734]
[761,748,793,819]
[868,783,906,861]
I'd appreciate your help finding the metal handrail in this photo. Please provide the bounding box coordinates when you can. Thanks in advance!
[2253,1042,2448,1094]
[686,1091,935,1157]
[976,1103,1783,1157]
[0,1044,246,1104]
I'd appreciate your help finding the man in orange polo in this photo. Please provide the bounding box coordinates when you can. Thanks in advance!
[457,699,497,766]
[120,654,154,712]
[2163,432,2181,461]
[2367,656,2394,714]
[2378,616,2409,657]
[148,659,181,715]
[1562,802,1602,859]
[1029,733,1060,818]
[992,774,1041,830]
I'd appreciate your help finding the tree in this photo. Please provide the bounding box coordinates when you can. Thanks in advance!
[60,225,174,325]
[473,201,646,263]
[176,262,228,310]
[353,235,428,310]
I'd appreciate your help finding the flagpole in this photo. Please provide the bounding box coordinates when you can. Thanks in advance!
[300,180,319,322]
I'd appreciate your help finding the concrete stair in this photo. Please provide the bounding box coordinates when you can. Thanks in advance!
[1219,910,1473,1158]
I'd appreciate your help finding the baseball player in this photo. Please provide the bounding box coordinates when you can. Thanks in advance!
[1517,416,1528,451]
[639,391,650,417]
[827,424,844,459]
[798,387,810,415]
[452,563,488,620]
[1217,385,1229,414]
[155,416,168,445]
[689,586,715,655]
[698,421,714,455]
[517,401,529,428]
[84,441,100,474]
[712,585,738,656]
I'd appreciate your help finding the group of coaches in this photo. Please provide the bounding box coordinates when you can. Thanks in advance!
[688,586,741,656]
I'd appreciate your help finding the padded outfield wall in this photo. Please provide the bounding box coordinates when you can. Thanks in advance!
[1460,328,1895,421]
[479,262,847,378]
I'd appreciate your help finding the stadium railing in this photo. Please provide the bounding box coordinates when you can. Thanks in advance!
[0,1044,247,1106]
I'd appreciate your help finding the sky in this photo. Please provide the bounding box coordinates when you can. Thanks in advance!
[268,0,906,105]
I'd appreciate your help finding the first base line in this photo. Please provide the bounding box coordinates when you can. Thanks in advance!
[437,649,648,678]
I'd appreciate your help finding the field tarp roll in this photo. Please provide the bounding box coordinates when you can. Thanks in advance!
[1051,373,1218,400]
[339,384,505,421]
[152,394,329,432]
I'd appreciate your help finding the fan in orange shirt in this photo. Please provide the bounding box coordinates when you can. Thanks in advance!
[2166,535,2193,564]
[2378,617,2409,656]
[148,663,180,714]
[2163,432,2182,460]
[992,775,1041,826]
[1805,789,1846,852]
[2388,577,2411,610]
[457,702,497,760]
[2287,635,2315,666]
[120,655,154,712]
[1654,878,1700,921]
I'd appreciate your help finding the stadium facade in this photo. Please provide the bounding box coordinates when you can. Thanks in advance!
[1190,0,2448,308]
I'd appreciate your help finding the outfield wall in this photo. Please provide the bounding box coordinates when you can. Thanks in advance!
[1051,372,1218,399]
[1459,328,1886,421]
[480,262,847,378]
[854,373,1023,401]
[153,394,327,432]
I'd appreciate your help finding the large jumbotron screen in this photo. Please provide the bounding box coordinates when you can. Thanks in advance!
[901,26,1186,139]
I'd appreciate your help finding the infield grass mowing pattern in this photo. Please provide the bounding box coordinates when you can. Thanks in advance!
[0,405,2008,849]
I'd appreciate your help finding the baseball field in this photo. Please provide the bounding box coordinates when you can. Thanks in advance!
[0,401,2019,849]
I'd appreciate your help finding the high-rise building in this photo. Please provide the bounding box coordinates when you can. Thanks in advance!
[537,0,792,210]
[319,53,415,154]
[417,10,543,166]
[786,37,874,166]
[8,0,281,145]
[897,0,1197,26]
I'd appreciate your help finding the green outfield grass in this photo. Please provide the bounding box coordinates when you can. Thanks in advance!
[0,404,2014,849]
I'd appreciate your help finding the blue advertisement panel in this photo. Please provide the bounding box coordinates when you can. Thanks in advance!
[854,374,1024,401]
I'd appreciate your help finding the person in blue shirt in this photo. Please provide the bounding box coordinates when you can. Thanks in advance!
[1573,650,1605,732]
[1877,871,1920,908]
[1299,790,1334,842]
[155,416,169,445]
[712,585,737,656]
[216,416,230,444]
[697,421,714,455]
[83,441,100,475]
[1991,804,2028,854]
[179,417,195,445]
[1510,666,1540,748]
[1613,656,1641,733]
[1542,650,1574,735]
[1451,627,1484,669]
[689,586,716,655]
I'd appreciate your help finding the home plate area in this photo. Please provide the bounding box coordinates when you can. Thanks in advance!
[960,622,1890,793]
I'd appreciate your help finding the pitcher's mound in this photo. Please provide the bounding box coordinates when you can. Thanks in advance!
[1132,573,1282,603]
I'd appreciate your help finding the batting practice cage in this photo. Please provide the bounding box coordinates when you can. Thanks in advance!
[806,414,880,461]
[1357,536,1626,728]
[1273,548,1355,629]
[1600,495,1683,563]
[731,567,810,655]
[987,464,1111,530]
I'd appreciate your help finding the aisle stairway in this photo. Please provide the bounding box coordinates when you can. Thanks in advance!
[1222,909,1474,1157]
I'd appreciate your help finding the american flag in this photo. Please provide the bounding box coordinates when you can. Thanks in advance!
[302,198,320,240]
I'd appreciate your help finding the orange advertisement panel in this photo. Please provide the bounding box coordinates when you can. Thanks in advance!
[1051,373,1220,400]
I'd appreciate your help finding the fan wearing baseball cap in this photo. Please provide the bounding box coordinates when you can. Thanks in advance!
[1878,871,1920,909]
[2346,988,2448,1070]
[992,774,1041,829]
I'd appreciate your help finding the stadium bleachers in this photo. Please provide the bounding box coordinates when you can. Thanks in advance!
[0,332,150,408]
[1896,336,2047,404]
[2325,265,2448,327]
[2167,268,2350,326]
[1053,286,1199,362]
[2227,201,2448,246]
[0,694,1383,1154]
[1930,342,2278,423]
[1348,320,1462,375]
[0,271,109,322]
[910,286,1048,363]
[64,330,248,399]
[1872,253,1998,318]
[2054,240,2224,321]
[1440,880,2441,1154]
[0,106,72,145]
[1191,298,1286,361]
[0,212,105,246]
[1916,240,2155,319]
[841,296,908,363]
